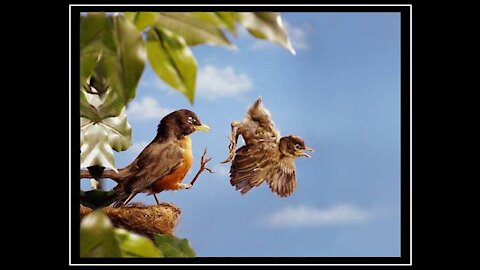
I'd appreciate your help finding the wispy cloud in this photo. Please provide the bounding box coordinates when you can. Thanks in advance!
[265,204,371,228]
[250,20,311,52]
[196,65,252,100]
[126,96,173,120]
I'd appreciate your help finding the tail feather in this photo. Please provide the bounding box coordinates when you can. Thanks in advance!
[241,184,254,194]
[112,183,130,207]
[234,179,251,190]
[232,178,255,195]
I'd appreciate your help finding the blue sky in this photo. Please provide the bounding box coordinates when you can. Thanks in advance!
[81,12,401,257]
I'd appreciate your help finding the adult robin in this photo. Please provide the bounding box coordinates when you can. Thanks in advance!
[222,97,313,197]
[80,109,212,207]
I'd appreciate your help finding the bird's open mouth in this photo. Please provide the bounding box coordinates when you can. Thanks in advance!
[195,123,211,132]
[297,146,314,158]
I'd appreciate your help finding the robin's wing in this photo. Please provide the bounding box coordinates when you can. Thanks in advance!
[124,140,184,195]
[230,142,279,194]
[266,158,297,197]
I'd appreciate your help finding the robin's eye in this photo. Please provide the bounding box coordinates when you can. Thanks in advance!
[188,116,194,123]
[294,144,301,150]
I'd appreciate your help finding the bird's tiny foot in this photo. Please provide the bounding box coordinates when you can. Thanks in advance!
[153,194,160,205]
[222,136,237,163]
[199,148,213,173]
[180,183,193,189]
[221,122,239,163]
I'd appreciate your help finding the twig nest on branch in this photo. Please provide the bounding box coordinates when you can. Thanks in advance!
[80,202,181,238]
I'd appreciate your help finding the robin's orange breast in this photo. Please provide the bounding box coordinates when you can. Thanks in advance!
[151,136,193,193]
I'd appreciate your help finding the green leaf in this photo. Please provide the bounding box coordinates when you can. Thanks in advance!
[80,107,132,171]
[80,90,100,122]
[124,12,135,22]
[80,13,146,120]
[236,12,296,55]
[190,12,237,35]
[125,12,159,32]
[154,234,196,258]
[80,190,118,210]
[80,13,108,89]
[146,28,197,104]
[80,211,121,257]
[216,12,237,35]
[115,229,162,257]
[80,212,163,258]
[94,15,146,119]
[189,12,224,26]
[80,13,108,51]
[155,12,232,47]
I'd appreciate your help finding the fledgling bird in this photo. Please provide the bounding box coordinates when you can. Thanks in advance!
[222,97,313,197]
[80,109,213,207]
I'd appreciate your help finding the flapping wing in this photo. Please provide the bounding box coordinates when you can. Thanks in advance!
[230,143,279,195]
[266,158,297,197]
[230,146,298,197]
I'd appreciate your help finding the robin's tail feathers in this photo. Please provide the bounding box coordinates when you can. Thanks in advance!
[112,183,130,207]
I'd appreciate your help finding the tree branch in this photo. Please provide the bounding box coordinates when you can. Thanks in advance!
[80,168,127,182]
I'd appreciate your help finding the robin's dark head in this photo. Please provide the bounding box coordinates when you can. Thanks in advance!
[279,135,314,158]
[157,109,210,139]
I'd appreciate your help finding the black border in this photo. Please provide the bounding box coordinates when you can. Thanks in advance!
[71,4,411,265]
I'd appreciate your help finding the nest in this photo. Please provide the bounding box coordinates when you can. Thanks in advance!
[80,202,181,238]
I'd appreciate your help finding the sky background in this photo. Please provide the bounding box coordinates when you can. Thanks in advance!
[81,12,401,257]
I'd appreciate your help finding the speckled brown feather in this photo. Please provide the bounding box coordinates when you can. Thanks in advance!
[228,97,299,197]
[236,97,280,146]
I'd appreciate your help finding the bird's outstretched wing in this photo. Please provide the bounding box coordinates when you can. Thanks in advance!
[230,97,290,195]
[230,146,297,197]
[266,158,297,197]
[230,143,279,194]
[114,140,183,205]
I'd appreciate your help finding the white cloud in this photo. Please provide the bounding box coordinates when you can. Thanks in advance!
[126,96,173,120]
[250,20,311,52]
[196,65,252,100]
[265,204,371,228]
[127,140,150,157]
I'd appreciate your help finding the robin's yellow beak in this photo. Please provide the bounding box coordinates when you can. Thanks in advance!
[297,146,314,158]
[195,123,211,132]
